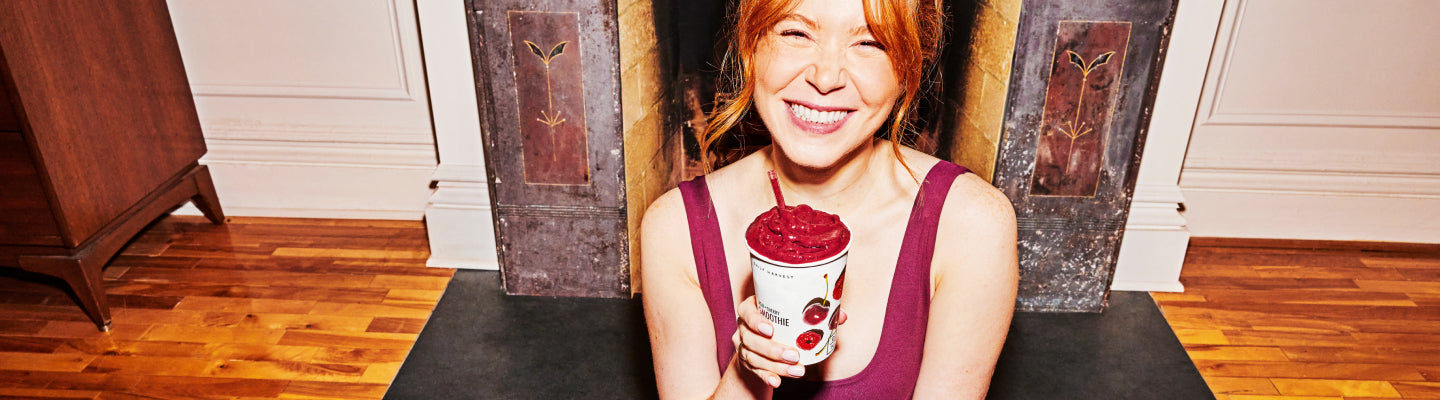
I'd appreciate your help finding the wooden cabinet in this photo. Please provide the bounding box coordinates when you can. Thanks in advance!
[0,0,224,331]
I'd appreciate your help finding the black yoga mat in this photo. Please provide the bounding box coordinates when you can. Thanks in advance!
[387,270,1212,399]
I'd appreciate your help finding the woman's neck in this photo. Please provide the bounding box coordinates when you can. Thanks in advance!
[764,139,891,213]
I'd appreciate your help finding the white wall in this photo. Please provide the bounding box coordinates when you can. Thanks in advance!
[167,0,437,220]
[1178,0,1440,243]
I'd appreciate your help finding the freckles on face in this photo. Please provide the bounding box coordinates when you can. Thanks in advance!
[750,0,903,168]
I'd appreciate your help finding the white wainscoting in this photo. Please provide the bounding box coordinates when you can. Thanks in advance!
[167,0,437,220]
[1179,0,1440,243]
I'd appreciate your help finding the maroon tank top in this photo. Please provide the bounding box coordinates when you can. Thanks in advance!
[678,161,969,399]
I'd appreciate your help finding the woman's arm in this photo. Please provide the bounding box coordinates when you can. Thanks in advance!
[641,189,781,399]
[912,176,1020,399]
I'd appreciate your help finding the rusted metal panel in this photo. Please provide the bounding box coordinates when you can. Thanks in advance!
[993,0,1177,312]
[467,0,628,298]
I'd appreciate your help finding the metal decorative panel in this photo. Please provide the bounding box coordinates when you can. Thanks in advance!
[508,11,591,185]
[468,0,628,298]
[1031,21,1131,197]
[993,0,1176,312]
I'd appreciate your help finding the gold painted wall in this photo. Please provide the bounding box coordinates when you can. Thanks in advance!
[619,0,673,295]
[948,0,1022,182]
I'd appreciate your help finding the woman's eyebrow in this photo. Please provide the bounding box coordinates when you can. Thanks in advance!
[850,24,872,36]
[778,13,818,29]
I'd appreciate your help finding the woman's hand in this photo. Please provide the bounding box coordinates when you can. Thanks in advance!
[733,296,804,388]
[732,296,848,388]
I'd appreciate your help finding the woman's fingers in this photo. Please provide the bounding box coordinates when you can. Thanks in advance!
[739,297,798,363]
[739,324,802,367]
[737,297,774,338]
[739,346,804,386]
[735,296,805,387]
[838,307,848,325]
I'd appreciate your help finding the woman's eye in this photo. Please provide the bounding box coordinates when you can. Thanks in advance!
[780,29,810,39]
[858,40,886,50]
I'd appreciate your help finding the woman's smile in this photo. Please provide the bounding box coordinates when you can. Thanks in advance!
[786,100,855,134]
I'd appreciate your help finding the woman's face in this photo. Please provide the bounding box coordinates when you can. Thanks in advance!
[752,0,901,170]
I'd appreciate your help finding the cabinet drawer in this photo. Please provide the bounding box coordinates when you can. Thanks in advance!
[0,131,62,246]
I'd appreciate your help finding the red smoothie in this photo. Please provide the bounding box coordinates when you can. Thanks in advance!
[745,202,850,265]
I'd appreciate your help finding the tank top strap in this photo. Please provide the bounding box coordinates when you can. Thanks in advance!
[862,161,969,391]
[894,161,970,296]
[678,176,738,374]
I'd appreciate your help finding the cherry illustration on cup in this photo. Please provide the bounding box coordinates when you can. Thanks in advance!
[802,297,830,325]
[796,329,825,351]
[802,273,836,325]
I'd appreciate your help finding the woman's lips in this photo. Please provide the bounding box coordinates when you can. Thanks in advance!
[786,101,854,135]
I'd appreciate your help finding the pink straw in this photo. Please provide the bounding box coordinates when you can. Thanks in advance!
[768,170,786,209]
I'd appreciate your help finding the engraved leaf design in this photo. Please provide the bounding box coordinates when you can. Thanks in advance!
[1089,51,1115,70]
[525,40,546,60]
[549,41,568,59]
[1066,50,1085,71]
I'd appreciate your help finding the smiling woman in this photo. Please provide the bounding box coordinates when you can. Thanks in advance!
[640,0,1020,398]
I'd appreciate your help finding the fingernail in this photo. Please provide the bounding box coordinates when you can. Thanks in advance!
[782,350,799,363]
[788,366,805,377]
[766,376,780,387]
[758,323,773,337]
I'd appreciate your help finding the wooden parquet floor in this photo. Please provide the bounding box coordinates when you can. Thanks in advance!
[1156,238,1440,400]
[0,215,452,399]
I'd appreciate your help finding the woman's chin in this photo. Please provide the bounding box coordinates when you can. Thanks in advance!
[771,142,862,171]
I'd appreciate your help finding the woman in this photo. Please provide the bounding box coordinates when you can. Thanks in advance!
[641,0,1018,397]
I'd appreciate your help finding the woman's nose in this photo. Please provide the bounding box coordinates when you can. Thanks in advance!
[806,48,846,94]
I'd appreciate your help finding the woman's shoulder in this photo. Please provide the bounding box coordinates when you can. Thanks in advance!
[940,170,1016,237]
[890,145,1013,228]
[930,161,1018,280]
[642,185,690,245]
[699,151,768,191]
[640,185,700,286]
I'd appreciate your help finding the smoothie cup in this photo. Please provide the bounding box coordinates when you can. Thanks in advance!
[748,228,848,365]
[747,171,850,365]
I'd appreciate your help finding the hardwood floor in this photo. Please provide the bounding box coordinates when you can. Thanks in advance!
[7,215,1434,399]
[0,215,452,399]
[1156,238,1440,400]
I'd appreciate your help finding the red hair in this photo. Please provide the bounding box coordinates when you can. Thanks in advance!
[702,0,946,175]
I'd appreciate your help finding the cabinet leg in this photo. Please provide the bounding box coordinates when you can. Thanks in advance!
[191,165,225,225]
[18,256,112,332]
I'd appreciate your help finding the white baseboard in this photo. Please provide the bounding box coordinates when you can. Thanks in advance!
[1110,280,1186,293]
[1182,188,1440,243]
[1111,184,1190,293]
[171,202,422,220]
[425,257,499,270]
[1112,225,1191,292]
[196,160,433,220]
[1181,167,1440,243]
[424,180,500,270]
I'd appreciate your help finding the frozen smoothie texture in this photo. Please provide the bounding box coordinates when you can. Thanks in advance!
[745,171,851,264]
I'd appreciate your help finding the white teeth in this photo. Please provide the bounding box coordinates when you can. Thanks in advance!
[789,103,847,124]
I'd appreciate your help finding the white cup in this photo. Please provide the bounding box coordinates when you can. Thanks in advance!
[748,241,848,365]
